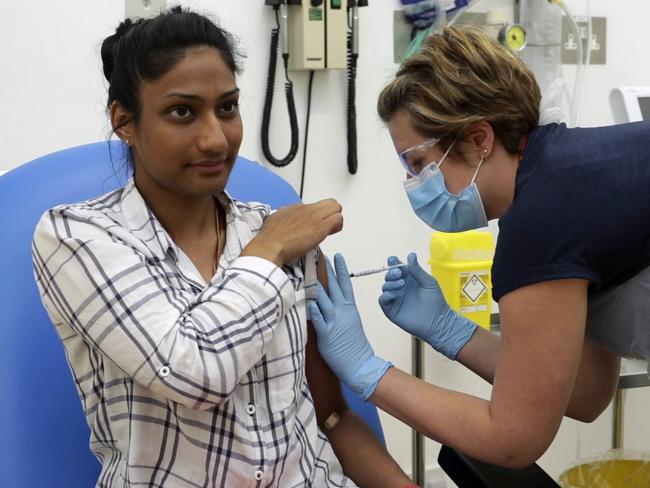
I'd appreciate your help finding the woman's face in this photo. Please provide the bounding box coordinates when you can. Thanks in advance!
[387,110,478,195]
[128,46,242,200]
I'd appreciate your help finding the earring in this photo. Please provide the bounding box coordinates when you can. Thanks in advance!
[125,139,130,146]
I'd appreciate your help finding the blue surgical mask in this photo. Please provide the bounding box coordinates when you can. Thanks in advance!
[403,143,488,232]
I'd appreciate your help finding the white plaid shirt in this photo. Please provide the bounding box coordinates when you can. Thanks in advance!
[33,178,355,488]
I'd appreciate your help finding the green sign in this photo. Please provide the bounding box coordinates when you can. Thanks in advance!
[309,8,323,21]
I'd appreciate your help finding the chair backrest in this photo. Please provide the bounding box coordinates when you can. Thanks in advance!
[0,142,384,488]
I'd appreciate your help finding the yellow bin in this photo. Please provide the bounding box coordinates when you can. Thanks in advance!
[428,230,495,329]
[559,457,650,487]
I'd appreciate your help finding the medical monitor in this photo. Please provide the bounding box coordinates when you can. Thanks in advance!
[610,86,650,123]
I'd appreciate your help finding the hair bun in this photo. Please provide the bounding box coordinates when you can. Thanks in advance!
[100,18,135,82]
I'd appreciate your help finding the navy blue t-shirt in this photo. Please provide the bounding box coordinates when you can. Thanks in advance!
[492,121,650,302]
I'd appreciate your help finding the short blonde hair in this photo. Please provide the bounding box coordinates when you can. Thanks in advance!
[378,26,540,156]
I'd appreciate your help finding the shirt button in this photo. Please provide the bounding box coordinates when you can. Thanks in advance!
[254,469,264,481]
[246,403,256,415]
[158,365,171,377]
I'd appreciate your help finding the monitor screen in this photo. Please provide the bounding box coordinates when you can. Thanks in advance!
[638,96,650,121]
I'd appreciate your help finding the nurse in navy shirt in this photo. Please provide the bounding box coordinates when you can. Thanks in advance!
[309,25,650,469]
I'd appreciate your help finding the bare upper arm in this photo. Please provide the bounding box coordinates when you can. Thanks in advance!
[305,250,348,426]
[491,278,589,460]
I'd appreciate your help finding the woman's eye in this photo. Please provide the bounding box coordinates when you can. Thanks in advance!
[219,100,239,115]
[169,106,193,119]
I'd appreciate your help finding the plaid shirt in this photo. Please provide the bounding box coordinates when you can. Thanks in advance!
[33,179,355,488]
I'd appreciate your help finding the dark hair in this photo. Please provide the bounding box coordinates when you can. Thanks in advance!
[101,6,243,167]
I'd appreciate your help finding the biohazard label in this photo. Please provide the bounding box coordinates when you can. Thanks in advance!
[460,271,489,313]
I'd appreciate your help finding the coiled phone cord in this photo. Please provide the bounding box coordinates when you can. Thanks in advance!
[261,10,299,168]
[346,30,358,175]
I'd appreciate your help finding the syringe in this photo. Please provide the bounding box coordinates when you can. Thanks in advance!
[349,263,407,278]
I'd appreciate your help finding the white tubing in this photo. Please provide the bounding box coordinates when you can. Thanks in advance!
[558,1,583,126]
[447,0,485,28]
[576,0,592,123]
[433,0,447,33]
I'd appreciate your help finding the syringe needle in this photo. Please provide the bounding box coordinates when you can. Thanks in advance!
[349,263,407,278]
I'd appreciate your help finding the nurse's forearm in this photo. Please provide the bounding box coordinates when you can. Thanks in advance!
[369,367,546,469]
[455,326,501,383]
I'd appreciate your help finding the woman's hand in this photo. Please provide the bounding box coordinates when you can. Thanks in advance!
[378,252,477,359]
[308,254,392,400]
[242,199,343,266]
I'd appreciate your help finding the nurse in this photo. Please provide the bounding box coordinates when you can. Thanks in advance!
[310,26,650,468]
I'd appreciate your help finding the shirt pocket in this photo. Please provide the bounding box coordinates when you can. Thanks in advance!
[262,288,308,414]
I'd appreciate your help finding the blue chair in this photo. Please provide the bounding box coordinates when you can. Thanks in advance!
[0,141,384,488]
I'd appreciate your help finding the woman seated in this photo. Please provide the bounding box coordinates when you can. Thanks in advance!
[32,7,410,487]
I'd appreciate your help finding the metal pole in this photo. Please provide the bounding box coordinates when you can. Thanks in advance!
[612,388,624,449]
[514,0,520,24]
[411,337,425,486]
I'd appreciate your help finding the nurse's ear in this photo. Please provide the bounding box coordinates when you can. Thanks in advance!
[110,101,135,146]
[461,120,495,163]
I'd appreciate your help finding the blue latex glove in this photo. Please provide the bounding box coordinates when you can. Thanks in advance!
[378,252,477,359]
[309,254,392,400]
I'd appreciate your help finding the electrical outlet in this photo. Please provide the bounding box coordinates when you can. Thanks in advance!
[561,15,606,64]
[125,0,167,20]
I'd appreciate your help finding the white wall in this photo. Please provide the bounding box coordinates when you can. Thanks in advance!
[2,0,649,484]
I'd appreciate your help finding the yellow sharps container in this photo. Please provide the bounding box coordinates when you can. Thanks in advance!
[428,230,495,329]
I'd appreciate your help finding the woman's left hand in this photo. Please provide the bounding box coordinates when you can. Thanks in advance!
[309,254,392,400]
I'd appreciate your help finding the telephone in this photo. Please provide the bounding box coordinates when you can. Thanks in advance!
[285,0,349,70]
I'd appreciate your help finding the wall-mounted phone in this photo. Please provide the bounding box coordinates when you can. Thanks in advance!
[262,0,367,176]
[286,0,348,70]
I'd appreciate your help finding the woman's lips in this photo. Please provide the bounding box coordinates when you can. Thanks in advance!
[190,160,226,174]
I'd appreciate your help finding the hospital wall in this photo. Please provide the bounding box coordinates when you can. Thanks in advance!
[2,0,649,483]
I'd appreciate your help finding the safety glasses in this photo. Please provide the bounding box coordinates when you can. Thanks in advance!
[398,137,440,177]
